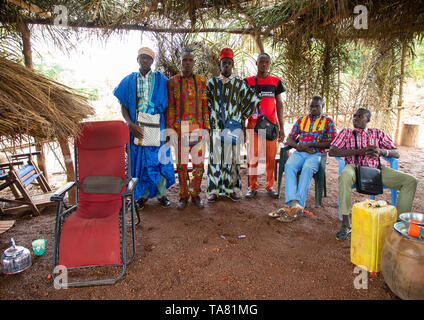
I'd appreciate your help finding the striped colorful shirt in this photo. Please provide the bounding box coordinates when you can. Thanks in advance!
[331,128,397,168]
[288,114,337,153]
[136,70,154,113]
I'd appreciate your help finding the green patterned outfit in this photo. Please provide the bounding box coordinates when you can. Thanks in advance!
[206,76,260,197]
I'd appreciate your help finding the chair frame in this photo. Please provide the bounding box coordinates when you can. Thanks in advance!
[335,156,398,220]
[51,143,139,288]
[276,145,327,208]
[0,151,53,216]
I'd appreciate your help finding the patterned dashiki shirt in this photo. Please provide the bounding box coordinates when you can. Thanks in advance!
[166,73,210,131]
[288,114,337,153]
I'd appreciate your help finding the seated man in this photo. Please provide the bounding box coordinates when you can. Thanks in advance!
[329,108,418,240]
[273,96,336,222]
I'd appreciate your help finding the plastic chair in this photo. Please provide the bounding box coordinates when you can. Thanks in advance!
[0,151,53,216]
[276,145,327,207]
[51,121,138,288]
[336,156,398,220]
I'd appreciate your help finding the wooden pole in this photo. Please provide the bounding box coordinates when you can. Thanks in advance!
[396,40,407,145]
[58,138,75,205]
[17,17,49,182]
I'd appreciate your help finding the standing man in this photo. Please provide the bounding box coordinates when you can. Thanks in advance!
[206,48,261,202]
[113,47,175,210]
[272,96,336,222]
[167,49,210,210]
[329,108,418,240]
[245,53,286,199]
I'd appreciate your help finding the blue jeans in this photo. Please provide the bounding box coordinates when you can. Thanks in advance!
[284,151,322,208]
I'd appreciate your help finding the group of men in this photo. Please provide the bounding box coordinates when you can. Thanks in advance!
[113,46,418,241]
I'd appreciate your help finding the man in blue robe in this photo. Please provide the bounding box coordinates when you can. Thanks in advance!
[113,47,175,210]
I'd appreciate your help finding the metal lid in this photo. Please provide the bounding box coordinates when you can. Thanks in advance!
[3,238,26,259]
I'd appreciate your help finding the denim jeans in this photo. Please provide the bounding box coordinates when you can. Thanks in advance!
[284,151,322,208]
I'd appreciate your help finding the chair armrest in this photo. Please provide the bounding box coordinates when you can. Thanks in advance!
[122,178,139,196]
[320,152,328,168]
[10,151,42,160]
[335,157,346,174]
[0,161,24,169]
[382,156,398,170]
[50,182,76,202]
[281,145,292,152]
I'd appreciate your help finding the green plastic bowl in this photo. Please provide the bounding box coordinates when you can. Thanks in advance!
[32,239,46,256]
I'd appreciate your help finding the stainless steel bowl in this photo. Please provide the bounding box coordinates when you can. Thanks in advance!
[399,212,424,226]
[394,221,422,240]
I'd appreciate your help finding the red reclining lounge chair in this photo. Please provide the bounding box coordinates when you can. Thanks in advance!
[51,120,138,287]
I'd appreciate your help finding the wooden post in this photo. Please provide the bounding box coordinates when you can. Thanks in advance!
[395,40,407,145]
[18,18,49,181]
[58,138,75,205]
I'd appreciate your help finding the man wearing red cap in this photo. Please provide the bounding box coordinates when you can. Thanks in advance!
[206,48,261,202]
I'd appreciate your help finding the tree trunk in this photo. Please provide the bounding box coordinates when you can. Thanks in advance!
[58,138,75,205]
[18,18,49,181]
[396,40,407,145]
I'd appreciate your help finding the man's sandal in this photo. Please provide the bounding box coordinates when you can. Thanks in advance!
[276,210,297,223]
[283,203,304,217]
[268,208,285,218]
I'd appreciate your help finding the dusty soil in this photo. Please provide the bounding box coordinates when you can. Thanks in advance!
[0,146,423,300]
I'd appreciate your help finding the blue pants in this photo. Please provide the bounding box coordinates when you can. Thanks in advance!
[284,151,322,208]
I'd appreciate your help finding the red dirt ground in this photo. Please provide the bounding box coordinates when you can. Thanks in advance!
[0,146,423,300]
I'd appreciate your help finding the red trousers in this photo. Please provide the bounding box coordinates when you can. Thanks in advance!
[246,121,278,191]
[176,137,204,198]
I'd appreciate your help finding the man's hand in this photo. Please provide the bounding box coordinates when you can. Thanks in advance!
[278,129,285,143]
[363,145,380,157]
[129,122,144,140]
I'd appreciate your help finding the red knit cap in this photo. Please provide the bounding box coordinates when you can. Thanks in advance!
[219,48,234,61]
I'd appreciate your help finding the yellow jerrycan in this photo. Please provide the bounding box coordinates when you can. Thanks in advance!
[351,199,397,273]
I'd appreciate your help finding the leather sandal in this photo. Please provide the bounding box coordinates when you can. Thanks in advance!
[268,208,285,218]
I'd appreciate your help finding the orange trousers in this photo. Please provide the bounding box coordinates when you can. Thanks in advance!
[246,121,278,191]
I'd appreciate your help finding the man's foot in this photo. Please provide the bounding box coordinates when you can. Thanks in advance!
[177,197,188,210]
[158,196,171,208]
[267,189,279,199]
[135,198,146,210]
[336,224,352,241]
[245,189,257,199]
[229,193,241,201]
[192,196,205,209]
[283,202,304,217]
[207,194,218,203]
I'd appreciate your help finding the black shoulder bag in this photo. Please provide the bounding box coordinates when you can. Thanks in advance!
[353,130,383,195]
[179,75,200,147]
[253,76,279,141]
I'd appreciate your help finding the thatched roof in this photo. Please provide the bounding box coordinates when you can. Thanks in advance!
[0,57,94,142]
[1,1,423,40]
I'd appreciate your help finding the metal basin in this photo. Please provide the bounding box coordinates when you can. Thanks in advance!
[394,221,422,240]
[399,212,424,226]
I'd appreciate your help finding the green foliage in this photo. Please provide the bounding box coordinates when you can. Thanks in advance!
[34,56,99,101]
